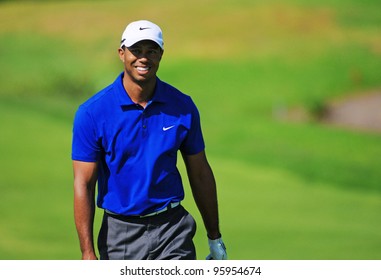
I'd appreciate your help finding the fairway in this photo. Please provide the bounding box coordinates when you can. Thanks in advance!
[1,0,381,260]
[0,100,76,259]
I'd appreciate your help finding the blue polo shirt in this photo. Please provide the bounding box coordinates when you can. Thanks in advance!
[72,73,205,216]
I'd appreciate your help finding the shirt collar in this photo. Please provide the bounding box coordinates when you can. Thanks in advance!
[113,72,169,106]
[151,77,170,104]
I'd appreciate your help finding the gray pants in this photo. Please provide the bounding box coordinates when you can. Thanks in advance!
[98,205,197,260]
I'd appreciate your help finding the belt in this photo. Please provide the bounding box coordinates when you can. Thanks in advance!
[105,202,180,219]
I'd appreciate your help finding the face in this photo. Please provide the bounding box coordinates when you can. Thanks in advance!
[118,40,163,85]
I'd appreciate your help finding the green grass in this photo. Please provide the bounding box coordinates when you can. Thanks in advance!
[0,101,77,259]
[200,158,381,259]
[0,0,381,259]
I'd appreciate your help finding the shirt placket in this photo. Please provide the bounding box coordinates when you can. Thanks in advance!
[142,109,148,138]
[140,101,153,138]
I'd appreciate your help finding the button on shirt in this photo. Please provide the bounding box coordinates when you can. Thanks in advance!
[72,73,205,216]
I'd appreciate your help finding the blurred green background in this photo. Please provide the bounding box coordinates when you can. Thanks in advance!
[1,0,381,259]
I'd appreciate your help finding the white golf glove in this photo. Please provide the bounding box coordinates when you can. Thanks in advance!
[206,237,227,260]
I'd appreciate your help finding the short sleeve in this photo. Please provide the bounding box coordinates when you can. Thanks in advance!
[180,100,205,155]
[71,106,101,162]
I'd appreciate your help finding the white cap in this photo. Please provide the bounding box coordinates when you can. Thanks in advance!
[120,20,164,50]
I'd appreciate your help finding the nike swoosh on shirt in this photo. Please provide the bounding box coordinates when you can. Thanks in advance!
[162,125,175,131]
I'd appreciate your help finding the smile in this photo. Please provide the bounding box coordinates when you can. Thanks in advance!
[136,66,150,71]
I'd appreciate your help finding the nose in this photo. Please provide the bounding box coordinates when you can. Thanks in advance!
[141,50,158,60]
[137,54,148,60]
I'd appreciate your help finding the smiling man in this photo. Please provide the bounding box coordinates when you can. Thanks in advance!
[72,20,227,260]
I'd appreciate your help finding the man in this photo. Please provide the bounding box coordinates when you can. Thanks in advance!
[72,20,227,260]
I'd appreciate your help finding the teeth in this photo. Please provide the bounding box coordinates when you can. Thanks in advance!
[137,67,149,71]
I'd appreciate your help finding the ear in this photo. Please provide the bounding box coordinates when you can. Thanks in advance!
[159,49,164,61]
[118,48,125,62]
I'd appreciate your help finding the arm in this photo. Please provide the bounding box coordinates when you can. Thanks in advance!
[182,150,227,259]
[73,160,98,260]
[182,150,221,239]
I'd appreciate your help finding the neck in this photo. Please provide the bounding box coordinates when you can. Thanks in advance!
[122,74,156,107]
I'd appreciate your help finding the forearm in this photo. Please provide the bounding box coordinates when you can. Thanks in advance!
[189,164,221,239]
[74,181,97,259]
[183,151,222,240]
[192,169,228,260]
[72,160,98,259]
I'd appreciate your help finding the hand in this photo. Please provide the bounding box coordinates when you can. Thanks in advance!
[206,237,227,260]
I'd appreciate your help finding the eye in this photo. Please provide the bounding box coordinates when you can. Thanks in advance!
[149,49,159,54]
[148,49,161,58]
[128,48,141,56]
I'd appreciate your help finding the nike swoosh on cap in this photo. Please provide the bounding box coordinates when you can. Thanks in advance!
[139,27,151,30]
